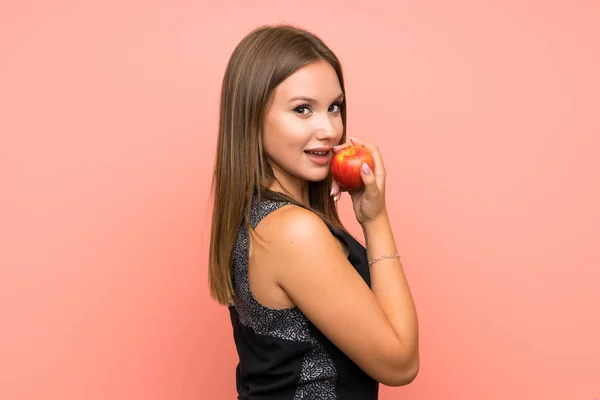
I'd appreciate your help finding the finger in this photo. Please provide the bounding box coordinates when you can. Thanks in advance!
[348,137,386,183]
[359,161,378,196]
[332,142,351,153]
[330,180,342,198]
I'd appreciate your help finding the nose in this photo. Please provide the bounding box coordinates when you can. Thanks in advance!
[316,128,336,140]
[314,114,337,140]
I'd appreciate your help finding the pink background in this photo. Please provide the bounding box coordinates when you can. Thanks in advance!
[1,1,599,399]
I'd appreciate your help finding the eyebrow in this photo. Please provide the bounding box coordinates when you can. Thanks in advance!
[287,94,344,103]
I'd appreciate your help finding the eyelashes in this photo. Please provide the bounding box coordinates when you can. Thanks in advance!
[293,105,311,115]
[293,101,344,116]
[329,102,344,113]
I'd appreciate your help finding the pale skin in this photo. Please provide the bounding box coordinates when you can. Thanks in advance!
[249,60,419,386]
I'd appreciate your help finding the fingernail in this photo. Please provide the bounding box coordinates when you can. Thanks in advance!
[330,188,335,196]
[362,163,371,174]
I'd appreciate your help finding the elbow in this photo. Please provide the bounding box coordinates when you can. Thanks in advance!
[385,361,419,386]
[381,352,420,387]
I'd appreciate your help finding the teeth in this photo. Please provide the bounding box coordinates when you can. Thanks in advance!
[307,150,327,155]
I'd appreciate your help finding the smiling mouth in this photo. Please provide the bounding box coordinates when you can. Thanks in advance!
[305,150,329,156]
[304,150,332,166]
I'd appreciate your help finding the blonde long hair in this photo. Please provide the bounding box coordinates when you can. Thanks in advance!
[208,24,348,306]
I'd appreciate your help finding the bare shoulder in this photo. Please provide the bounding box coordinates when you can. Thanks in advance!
[255,203,335,250]
[253,203,348,274]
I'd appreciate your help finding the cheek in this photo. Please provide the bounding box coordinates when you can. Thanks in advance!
[263,116,305,157]
[276,117,311,145]
[261,123,276,156]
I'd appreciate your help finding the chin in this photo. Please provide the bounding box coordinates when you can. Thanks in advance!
[304,172,330,183]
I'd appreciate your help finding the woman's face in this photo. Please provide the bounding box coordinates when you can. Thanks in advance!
[262,60,344,191]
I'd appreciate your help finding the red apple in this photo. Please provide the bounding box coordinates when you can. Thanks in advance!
[330,145,375,190]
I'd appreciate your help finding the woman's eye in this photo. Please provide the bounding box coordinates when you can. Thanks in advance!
[329,103,343,113]
[294,106,311,115]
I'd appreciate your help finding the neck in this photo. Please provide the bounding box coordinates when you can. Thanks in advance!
[268,172,310,207]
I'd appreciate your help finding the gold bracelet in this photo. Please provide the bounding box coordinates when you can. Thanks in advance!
[368,253,401,267]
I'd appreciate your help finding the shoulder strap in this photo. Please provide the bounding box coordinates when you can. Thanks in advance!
[248,194,293,229]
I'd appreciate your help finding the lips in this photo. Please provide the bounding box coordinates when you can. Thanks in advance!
[304,149,332,166]
[304,147,332,154]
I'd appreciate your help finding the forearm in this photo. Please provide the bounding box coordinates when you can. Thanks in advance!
[362,211,419,361]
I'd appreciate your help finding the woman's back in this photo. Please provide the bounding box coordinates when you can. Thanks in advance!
[229,194,379,399]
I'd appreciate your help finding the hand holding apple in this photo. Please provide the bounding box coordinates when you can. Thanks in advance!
[330,144,375,191]
[330,138,387,225]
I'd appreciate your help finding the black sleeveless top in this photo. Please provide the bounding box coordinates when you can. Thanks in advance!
[228,195,379,399]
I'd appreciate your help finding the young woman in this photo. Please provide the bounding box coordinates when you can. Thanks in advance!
[209,24,419,399]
